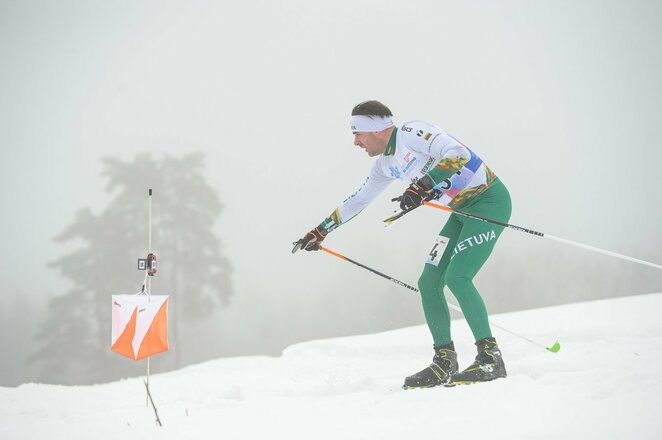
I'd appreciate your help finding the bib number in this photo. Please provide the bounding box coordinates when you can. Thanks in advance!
[426,235,450,266]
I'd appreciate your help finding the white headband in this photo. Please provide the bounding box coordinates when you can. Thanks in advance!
[350,115,394,133]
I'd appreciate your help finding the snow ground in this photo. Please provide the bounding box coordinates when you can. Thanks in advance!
[2,293,661,440]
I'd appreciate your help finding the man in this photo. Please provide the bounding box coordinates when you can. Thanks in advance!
[292,100,512,388]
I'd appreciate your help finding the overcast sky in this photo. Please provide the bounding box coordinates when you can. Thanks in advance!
[1,0,661,384]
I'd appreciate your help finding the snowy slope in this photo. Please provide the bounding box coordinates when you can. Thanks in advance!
[2,293,662,440]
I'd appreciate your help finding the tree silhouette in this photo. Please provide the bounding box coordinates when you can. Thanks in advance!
[30,153,232,384]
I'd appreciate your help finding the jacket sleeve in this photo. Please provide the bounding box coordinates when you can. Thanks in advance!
[400,121,471,188]
[317,160,393,233]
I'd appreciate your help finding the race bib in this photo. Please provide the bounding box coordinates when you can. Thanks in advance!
[425,235,450,266]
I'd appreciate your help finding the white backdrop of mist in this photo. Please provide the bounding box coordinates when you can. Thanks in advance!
[1,0,661,386]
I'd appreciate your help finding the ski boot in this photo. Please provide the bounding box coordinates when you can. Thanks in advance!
[447,337,507,386]
[403,343,458,389]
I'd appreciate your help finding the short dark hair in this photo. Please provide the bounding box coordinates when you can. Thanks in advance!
[351,100,393,118]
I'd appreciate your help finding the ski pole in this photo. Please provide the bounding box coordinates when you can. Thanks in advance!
[421,201,662,271]
[320,246,419,293]
[319,246,560,353]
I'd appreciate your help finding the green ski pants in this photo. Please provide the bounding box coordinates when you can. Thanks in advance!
[418,179,512,346]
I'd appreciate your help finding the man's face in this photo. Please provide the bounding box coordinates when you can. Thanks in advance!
[353,132,387,157]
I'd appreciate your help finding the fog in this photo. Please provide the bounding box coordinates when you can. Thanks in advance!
[1,0,661,386]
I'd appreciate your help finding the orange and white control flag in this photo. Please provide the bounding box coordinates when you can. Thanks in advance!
[111,295,169,360]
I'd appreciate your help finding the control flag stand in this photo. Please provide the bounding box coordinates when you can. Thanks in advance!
[111,189,169,427]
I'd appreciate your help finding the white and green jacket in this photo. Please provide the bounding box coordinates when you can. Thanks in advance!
[319,120,497,233]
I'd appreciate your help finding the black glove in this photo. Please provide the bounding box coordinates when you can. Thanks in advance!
[395,181,429,211]
[292,227,327,253]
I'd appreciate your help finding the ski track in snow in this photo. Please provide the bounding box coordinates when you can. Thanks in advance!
[1,293,661,440]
